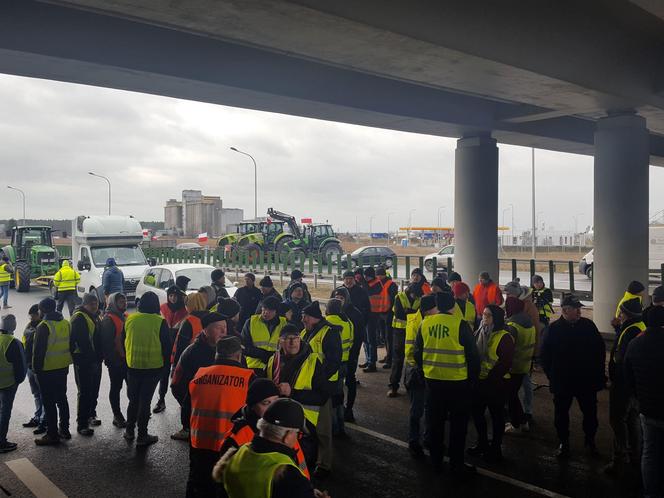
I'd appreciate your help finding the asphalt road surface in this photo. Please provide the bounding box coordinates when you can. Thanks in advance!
[0,286,637,498]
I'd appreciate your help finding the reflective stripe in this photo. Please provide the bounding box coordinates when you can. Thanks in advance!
[421,348,465,355]
[125,313,163,369]
[422,359,467,369]
[0,265,11,283]
[326,315,353,362]
[191,408,237,419]
[301,324,339,381]
[42,320,73,371]
[405,340,415,345]
[404,311,422,367]
[480,329,512,380]
[420,313,467,381]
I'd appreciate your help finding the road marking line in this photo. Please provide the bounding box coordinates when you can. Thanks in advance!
[346,423,571,498]
[6,458,67,498]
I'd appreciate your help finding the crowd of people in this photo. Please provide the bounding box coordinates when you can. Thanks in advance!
[0,262,661,498]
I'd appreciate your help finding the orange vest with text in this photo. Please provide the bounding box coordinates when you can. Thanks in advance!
[189,364,253,451]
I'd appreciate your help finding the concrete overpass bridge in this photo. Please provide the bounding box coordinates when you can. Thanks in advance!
[2,0,664,330]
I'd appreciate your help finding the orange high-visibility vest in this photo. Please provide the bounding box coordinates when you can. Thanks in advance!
[221,422,311,480]
[189,364,253,452]
[368,279,392,313]
[171,315,203,364]
[107,313,126,359]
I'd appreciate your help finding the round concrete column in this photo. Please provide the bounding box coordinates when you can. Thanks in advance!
[454,134,499,284]
[594,112,649,333]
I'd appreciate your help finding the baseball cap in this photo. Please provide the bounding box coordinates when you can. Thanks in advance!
[561,294,583,308]
[262,398,308,433]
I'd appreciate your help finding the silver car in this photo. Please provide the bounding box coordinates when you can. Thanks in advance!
[424,245,455,272]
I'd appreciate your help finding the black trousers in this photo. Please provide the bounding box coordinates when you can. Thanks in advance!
[37,368,69,438]
[56,290,77,317]
[389,328,406,389]
[186,446,222,498]
[107,365,127,419]
[380,313,394,363]
[126,368,160,436]
[553,390,598,444]
[506,373,526,428]
[425,379,471,467]
[74,362,96,427]
[471,379,507,450]
[157,364,170,401]
[345,343,361,411]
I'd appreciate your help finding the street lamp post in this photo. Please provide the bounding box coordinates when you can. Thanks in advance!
[531,148,536,258]
[407,209,416,246]
[7,186,25,226]
[88,172,111,215]
[387,212,395,244]
[230,147,258,219]
[437,206,445,246]
[369,215,375,241]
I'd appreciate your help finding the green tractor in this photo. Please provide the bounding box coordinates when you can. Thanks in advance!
[217,221,262,249]
[267,208,343,263]
[235,220,292,261]
[1,226,60,292]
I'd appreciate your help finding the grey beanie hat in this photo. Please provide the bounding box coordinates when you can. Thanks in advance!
[0,315,16,334]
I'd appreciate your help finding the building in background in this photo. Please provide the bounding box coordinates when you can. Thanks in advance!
[164,190,243,238]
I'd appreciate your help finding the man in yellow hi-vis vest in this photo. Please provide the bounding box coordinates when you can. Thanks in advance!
[33,297,73,446]
[300,301,341,479]
[414,292,479,477]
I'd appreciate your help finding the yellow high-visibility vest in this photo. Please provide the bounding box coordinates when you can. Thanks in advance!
[508,321,536,374]
[420,313,467,381]
[325,315,353,362]
[246,315,286,369]
[479,329,512,380]
[125,313,164,369]
[40,320,73,371]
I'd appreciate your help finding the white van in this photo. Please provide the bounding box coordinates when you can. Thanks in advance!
[72,215,150,300]
[579,225,664,279]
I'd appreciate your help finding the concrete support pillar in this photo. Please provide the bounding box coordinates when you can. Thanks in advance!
[594,112,649,333]
[454,134,499,284]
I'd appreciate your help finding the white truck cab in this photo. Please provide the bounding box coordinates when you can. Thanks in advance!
[72,215,150,300]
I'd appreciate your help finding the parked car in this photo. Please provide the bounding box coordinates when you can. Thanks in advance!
[340,246,397,269]
[135,263,237,306]
[424,245,455,272]
[175,242,204,251]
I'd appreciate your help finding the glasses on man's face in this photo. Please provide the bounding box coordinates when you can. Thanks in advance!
[282,336,301,342]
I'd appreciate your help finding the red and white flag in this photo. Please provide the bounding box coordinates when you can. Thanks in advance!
[198,232,208,243]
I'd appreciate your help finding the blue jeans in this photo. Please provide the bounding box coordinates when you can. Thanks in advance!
[640,414,664,498]
[0,284,9,306]
[0,385,18,444]
[27,369,45,425]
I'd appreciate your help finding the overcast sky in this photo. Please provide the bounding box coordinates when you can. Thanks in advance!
[1,73,663,234]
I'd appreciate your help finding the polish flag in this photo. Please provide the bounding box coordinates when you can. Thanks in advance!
[198,232,208,243]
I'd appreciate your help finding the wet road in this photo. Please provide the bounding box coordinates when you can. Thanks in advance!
[0,287,638,498]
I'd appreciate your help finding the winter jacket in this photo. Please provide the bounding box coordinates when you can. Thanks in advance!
[235,285,263,329]
[160,302,187,331]
[343,284,371,323]
[541,316,606,394]
[101,265,124,296]
[96,293,127,370]
[170,332,216,404]
[211,282,230,301]
[171,310,208,370]
[624,327,664,420]
[283,280,312,303]
[332,286,364,358]
[609,317,644,385]
[71,306,101,364]
[473,281,503,316]
[22,319,40,370]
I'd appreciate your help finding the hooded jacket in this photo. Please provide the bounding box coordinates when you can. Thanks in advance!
[101,262,124,296]
[160,286,187,330]
[97,293,128,369]
[235,285,263,329]
[170,331,216,403]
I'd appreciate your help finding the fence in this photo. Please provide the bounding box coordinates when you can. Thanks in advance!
[135,247,592,299]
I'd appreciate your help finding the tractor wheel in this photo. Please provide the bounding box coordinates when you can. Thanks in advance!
[244,243,262,264]
[15,262,31,293]
[275,237,293,255]
[322,243,343,264]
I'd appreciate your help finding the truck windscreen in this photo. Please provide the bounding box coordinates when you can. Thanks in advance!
[91,246,147,267]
